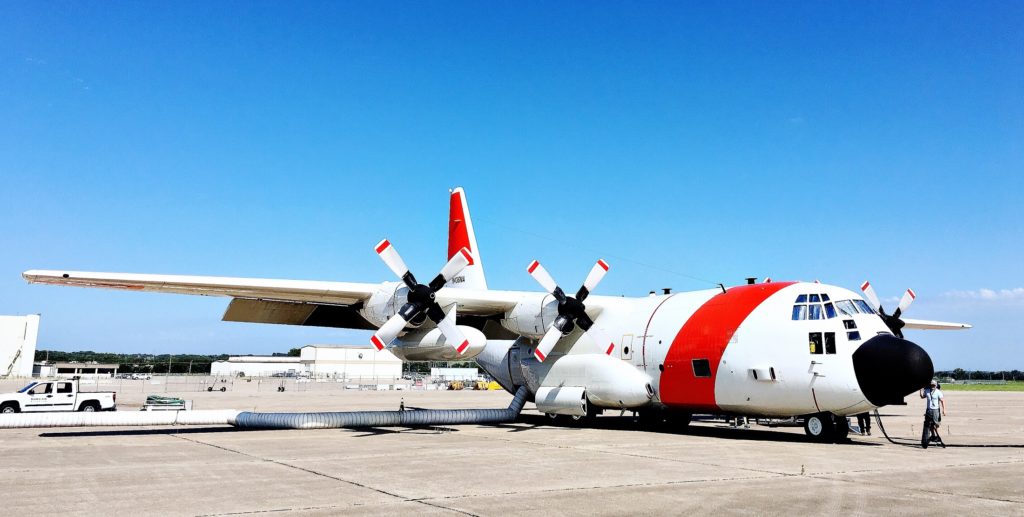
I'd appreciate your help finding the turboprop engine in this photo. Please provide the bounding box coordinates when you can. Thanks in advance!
[388,325,487,362]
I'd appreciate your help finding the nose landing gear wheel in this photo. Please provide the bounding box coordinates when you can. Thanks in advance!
[804,413,835,442]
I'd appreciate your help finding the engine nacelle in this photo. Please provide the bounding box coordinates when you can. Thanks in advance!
[532,354,654,409]
[500,295,557,339]
[388,325,487,361]
[535,386,588,416]
[359,282,408,327]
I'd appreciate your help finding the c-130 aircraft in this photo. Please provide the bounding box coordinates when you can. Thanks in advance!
[24,187,970,442]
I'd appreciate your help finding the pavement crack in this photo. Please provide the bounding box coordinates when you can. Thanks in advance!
[169,433,480,516]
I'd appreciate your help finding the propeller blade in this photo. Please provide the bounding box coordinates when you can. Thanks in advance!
[896,288,916,316]
[577,259,609,301]
[434,304,470,355]
[860,281,882,312]
[534,325,562,362]
[430,247,472,290]
[585,324,616,356]
[375,240,414,286]
[527,260,559,295]
[371,312,409,351]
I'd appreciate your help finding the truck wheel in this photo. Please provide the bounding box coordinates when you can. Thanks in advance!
[1,402,19,414]
[804,413,835,442]
[220,387,227,392]
[79,402,100,412]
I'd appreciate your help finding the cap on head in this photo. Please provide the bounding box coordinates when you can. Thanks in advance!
[930,379,938,386]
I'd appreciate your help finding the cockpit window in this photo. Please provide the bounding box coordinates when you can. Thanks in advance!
[792,305,807,320]
[824,302,836,319]
[853,300,875,314]
[792,294,838,320]
[835,300,856,316]
[808,304,823,320]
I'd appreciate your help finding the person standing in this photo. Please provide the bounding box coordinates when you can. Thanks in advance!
[920,379,946,448]
[856,412,871,436]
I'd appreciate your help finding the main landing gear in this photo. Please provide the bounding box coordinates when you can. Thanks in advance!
[804,412,850,443]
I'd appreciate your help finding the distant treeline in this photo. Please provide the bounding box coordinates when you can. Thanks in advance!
[936,369,1023,381]
[35,350,231,374]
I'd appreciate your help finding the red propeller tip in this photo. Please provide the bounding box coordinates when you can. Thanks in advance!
[527,260,540,273]
[597,259,609,271]
[370,335,385,351]
[456,340,470,354]
[375,240,391,254]
[534,349,546,361]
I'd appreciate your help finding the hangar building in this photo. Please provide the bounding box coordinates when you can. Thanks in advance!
[211,344,402,380]
[1,314,40,378]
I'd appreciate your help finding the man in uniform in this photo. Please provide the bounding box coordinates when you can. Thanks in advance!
[920,379,946,448]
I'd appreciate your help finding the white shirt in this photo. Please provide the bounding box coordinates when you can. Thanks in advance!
[924,387,943,410]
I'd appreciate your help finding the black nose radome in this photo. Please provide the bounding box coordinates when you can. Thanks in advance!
[853,334,934,407]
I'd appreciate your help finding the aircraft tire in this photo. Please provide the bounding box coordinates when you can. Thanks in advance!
[665,411,692,431]
[804,413,834,442]
[833,416,850,442]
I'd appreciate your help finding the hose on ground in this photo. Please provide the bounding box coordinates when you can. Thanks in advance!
[232,385,529,429]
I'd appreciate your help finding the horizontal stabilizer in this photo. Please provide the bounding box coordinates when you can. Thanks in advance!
[902,318,972,331]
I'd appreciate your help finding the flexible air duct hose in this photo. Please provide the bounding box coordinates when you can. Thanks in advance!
[232,385,529,430]
[0,386,529,430]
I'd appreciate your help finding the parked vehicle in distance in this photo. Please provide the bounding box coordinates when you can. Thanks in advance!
[0,379,116,413]
[130,373,152,380]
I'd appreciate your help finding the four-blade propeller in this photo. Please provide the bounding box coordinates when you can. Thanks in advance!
[860,281,916,338]
[527,259,615,362]
[371,239,473,354]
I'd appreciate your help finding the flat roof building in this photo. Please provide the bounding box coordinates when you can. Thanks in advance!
[211,344,402,381]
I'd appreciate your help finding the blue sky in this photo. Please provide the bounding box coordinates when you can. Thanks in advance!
[1,2,1021,369]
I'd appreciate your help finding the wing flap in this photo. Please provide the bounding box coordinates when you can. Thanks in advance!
[223,298,376,330]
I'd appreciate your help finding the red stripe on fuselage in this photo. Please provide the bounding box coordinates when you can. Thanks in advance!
[659,282,795,412]
[448,190,474,265]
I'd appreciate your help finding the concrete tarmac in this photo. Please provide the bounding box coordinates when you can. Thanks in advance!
[0,384,1021,516]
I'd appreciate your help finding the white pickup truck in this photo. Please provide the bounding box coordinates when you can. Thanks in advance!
[0,379,117,413]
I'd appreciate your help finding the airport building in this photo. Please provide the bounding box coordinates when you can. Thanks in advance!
[0,314,40,378]
[211,344,402,380]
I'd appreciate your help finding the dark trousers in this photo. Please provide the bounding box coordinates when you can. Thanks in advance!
[921,409,941,447]
[856,413,871,434]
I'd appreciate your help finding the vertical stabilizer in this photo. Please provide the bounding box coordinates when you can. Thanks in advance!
[447,187,487,289]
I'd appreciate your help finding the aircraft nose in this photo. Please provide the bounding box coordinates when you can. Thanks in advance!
[852,334,934,407]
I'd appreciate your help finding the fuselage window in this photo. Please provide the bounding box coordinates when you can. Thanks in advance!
[808,304,822,320]
[848,331,861,341]
[823,302,836,319]
[821,293,830,302]
[792,305,807,320]
[795,294,808,303]
[843,319,857,330]
[692,359,712,378]
[824,332,836,354]
[809,332,823,354]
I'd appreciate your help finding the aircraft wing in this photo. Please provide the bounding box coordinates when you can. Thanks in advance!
[902,318,973,331]
[22,270,527,334]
